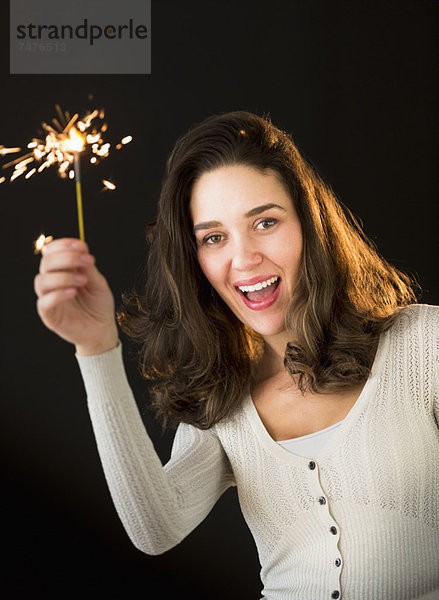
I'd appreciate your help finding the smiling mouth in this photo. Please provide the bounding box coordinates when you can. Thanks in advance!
[235,277,281,310]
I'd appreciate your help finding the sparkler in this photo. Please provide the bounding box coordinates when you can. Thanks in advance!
[1,104,132,242]
[65,127,86,241]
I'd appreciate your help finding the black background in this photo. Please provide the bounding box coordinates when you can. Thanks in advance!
[1,1,438,598]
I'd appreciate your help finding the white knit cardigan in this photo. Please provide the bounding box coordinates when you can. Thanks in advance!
[76,304,439,600]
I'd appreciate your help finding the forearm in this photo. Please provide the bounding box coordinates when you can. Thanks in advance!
[75,343,233,554]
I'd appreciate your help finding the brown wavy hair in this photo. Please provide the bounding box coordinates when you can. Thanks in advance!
[118,110,418,429]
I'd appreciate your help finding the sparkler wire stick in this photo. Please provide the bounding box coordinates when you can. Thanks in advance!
[73,152,85,242]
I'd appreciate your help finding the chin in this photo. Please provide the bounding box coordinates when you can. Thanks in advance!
[227,301,287,339]
[247,318,286,339]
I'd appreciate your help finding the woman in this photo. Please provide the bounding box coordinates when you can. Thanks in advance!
[34,111,439,599]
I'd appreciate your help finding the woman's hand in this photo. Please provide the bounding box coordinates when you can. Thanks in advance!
[34,238,119,356]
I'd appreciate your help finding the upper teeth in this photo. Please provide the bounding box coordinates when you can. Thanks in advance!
[238,276,279,293]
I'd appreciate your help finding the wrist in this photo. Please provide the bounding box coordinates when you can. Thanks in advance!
[75,329,119,357]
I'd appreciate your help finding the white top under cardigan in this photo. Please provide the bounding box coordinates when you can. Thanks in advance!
[278,420,344,458]
[75,304,439,600]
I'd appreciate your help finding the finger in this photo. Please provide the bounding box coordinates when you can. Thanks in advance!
[36,288,77,321]
[40,250,95,274]
[41,238,89,256]
[34,271,87,298]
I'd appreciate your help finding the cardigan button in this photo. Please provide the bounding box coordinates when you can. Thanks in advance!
[318,496,326,505]
[329,526,338,535]
[308,460,316,470]
[334,558,341,567]
[331,592,340,599]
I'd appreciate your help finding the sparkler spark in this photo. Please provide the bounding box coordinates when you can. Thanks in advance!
[1,105,104,182]
[0,145,22,156]
[34,234,53,254]
[1,104,132,184]
[102,179,116,191]
[115,135,132,150]
[1,104,132,243]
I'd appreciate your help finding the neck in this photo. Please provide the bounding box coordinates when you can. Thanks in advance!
[256,331,292,380]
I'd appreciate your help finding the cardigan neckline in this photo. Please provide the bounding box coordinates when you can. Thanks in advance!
[243,325,391,467]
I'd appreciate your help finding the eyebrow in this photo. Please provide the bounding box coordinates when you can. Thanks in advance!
[193,203,287,234]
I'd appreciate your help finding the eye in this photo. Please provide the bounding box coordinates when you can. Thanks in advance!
[202,233,224,245]
[256,218,278,230]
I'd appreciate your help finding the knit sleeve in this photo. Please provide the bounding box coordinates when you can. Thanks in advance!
[75,342,235,555]
[430,308,439,428]
[410,304,439,427]
[433,369,439,428]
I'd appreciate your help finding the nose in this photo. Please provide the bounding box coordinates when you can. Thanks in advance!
[231,236,263,271]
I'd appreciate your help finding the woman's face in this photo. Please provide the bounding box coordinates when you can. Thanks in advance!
[190,164,303,344]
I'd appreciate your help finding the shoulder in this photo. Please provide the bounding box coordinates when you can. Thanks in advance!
[383,304,439,421]
[389,303,439,341]
[171,420,222,451]
[381,304,438,379]
[386,303,438,389]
